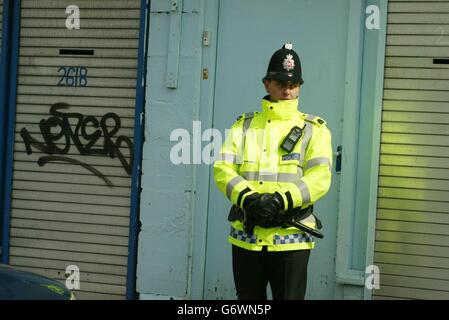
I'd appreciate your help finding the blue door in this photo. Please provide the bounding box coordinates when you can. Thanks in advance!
[205,0,351,299]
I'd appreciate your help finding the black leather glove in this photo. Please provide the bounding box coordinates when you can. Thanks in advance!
[242,192,263,211]
[245,192,284,228]
[241,193,263,234]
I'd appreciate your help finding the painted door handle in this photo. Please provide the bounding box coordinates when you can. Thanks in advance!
[334,146,342,173]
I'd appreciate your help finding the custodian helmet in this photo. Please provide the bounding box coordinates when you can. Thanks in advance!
[263,42,304,85]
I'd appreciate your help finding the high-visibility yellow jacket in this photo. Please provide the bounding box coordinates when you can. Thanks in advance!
[213,96,332,251]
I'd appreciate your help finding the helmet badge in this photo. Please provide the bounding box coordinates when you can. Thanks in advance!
[283,54,295,71]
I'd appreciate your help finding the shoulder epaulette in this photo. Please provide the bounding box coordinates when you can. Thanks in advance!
[236,112,256,121]
[303,113,326,126]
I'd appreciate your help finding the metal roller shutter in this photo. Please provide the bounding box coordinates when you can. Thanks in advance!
[374,0,449,300]
[9,0,141,299]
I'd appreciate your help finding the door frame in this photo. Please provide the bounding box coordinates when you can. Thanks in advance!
[334,0,388,300]
[190,0,220,299]
[0,0,21,263]
[361,0,388,300]
[126,0,150,300]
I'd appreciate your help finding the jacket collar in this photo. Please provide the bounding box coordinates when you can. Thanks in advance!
[261,96,299,120]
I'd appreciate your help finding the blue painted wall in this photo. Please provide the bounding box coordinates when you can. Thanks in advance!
[137,0,204,298]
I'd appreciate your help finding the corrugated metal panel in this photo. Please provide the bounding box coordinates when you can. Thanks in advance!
[8,0,142,300]
[374,0,449,300]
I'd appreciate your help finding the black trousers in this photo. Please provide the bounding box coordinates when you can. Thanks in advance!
[232,245,310,300]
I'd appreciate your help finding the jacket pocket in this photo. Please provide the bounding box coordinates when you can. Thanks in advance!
[279,155,303,177]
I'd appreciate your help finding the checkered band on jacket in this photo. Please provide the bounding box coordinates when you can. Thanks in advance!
[273,233,313,245]
[230,226,313,245]
[230,227,257,244]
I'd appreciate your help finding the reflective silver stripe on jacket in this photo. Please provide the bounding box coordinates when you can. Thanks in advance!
[295,180,311,204]
[226,175,245,199]
[299,123,313,165]
[304,114,318,122]
[230,226,257,244]
[241,170,311,204]
[244,112,254,120]
[236,115,255,164]
[242,115,254,146]
[305,157,331,171]
[217,153,237,164]
[241,171,307,185]
[241,171,299,182]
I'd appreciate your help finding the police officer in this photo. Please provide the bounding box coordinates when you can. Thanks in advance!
[213,43,332,300]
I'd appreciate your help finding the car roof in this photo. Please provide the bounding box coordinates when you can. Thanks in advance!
[0,263,72,300]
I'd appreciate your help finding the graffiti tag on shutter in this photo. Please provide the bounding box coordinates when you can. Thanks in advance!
[20,103,134,187]
[57,66,88,87]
